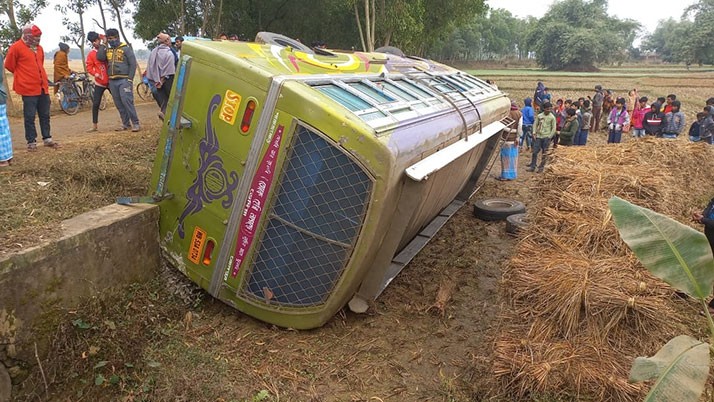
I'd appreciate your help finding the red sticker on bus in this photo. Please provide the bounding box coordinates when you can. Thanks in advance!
[230,124,284,277]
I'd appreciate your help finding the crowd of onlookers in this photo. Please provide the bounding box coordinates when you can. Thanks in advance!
[498,81,714,179]
[0,23,186,169]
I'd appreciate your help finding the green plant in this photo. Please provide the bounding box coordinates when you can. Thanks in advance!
[609,196,714,402]
[251,390,270,402]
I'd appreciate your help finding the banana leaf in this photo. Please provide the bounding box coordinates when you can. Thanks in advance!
[629,335,709,402]
[608,196,714,298]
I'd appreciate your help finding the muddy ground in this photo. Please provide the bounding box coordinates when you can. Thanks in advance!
[6,101,538,400]
[7,64,692,401]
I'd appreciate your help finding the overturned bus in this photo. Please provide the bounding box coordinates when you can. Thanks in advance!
[148,33,512,329]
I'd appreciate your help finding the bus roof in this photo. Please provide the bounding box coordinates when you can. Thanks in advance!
[182,38,459,77]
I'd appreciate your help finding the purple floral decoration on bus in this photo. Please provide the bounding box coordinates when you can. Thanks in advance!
[178,94,240,238]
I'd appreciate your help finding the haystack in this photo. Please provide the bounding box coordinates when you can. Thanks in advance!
[493,138,714,401]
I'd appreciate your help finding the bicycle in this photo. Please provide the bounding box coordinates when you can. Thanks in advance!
[136,73,155,101]
[57,72,108,115]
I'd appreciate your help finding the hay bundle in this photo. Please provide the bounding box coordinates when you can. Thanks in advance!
[493,138,714,401]
[493,320,646,401]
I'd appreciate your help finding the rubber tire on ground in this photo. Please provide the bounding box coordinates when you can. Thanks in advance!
[505,213,528,234]
[472,198,526,221]
[254,32,314,54]
[375,46,405,57]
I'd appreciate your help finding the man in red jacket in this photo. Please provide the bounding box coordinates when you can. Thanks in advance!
[5,24,59,151]
[85,31,109,132]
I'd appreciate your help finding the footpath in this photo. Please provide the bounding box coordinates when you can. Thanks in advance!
[8,100,161,151]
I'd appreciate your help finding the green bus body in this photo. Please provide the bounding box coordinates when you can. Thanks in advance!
[150,38,510,329]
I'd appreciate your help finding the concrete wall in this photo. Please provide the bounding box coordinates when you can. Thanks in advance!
[0,204,159,397]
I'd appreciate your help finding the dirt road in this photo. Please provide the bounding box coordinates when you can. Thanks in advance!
[8,100,162,151]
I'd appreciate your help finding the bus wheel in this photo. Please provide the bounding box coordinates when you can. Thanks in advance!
[255,32,313,54]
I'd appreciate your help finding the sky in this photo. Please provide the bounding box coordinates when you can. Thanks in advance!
[30,0,698,52]
[33,0,147,51]
[486,0,697,35]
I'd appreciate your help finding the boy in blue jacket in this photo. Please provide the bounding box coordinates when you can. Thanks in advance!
[520,97,535,151]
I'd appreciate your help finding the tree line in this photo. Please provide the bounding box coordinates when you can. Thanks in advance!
[1,0,713,70]
[641,0,714,65]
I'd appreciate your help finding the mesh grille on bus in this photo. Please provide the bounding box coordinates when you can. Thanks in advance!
[242,125,372,307]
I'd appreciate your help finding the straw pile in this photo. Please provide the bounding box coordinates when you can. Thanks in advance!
[493,138,714,401]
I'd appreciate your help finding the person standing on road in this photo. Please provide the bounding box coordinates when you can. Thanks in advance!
[53,42,72,95]
[146,32,176,118]
[527,101,556,173]
[520,97,535,151]
[85,31,109,132]
[172,35,183,66]
[5,24,60,152]
[97,28,140,132]
[590,85,604,132]
[0,52,13,167]
[533,81,546,112]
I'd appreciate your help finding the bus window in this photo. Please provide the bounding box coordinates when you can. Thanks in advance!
[423,77,456,94]
[445,75,476,90]
[463,75,493,92]
[380,80,419,101]
[357,110,389,121]
[436,76,469,92]
[347,82,395,104]
[315,84,373,111]
[399,78,440,100]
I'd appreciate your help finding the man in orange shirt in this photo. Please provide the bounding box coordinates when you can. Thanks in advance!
[5,24,59,151]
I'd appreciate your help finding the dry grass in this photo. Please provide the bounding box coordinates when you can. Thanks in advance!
[492,139,714,401]
[0,132,157,255]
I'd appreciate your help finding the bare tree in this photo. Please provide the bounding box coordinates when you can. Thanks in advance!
[93,0,109,32]
[214,0,223,38]
[57,0,91,72]
[353,2,366,51]
[353,0,376,52]
[199,0,213,36]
